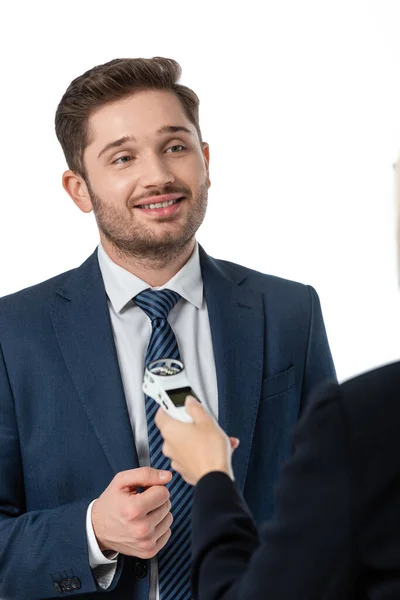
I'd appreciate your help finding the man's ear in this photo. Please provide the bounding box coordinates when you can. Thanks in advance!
[202,143,211,189]
[62,170,93,214]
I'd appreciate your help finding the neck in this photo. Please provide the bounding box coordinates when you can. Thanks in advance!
[100,236,196,287]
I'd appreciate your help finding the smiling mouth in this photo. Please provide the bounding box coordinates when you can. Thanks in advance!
[136,197,184,210]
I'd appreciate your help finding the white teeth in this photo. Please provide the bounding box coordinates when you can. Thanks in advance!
[141,198,179,209]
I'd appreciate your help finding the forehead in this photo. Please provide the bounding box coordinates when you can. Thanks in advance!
[87,89,194,146]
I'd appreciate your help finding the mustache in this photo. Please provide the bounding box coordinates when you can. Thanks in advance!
[128,186,191,208]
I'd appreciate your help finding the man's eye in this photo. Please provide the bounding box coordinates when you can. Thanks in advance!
[113,155,132,164]
[166,145,186,153]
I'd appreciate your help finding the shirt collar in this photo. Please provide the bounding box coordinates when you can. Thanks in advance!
[97,242,203,313]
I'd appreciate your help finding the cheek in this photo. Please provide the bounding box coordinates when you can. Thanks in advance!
[96,170,137,198]
[181,156,207,188]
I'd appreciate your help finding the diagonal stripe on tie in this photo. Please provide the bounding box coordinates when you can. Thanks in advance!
[135,289,193,600]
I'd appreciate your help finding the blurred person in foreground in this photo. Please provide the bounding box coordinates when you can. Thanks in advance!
[156,159,400,599]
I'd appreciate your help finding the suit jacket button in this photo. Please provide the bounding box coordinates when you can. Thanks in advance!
[71,577,81,590]
[134,560,148,578]
[60,578,73,591]
[53,582,62,593]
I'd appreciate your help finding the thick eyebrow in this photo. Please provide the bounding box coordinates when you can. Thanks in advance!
[156,125,194,137]
[98,135,136,159]
[97,125,194,159]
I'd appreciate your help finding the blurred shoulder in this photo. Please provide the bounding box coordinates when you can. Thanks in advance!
[304,361,400,447]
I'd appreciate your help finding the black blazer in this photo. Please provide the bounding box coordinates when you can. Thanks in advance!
[191,361,400,600]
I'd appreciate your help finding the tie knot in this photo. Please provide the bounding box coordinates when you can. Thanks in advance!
[134,289,181,321]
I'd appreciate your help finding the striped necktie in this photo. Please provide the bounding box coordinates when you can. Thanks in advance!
[135,289,193,600]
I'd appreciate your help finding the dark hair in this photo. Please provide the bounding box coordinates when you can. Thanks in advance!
[55,57,202,178]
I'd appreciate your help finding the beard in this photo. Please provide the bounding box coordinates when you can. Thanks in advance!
[87,180,208,268]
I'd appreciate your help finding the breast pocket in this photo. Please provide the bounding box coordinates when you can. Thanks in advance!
[260,365,295,401]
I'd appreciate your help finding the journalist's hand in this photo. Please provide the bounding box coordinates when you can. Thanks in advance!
[155,397,240,485]
[91,467,173,558]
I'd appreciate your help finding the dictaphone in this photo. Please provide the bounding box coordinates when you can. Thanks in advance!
[142,358,198,423]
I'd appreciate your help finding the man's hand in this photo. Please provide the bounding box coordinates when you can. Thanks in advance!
[155,397,240,485]
[91,467,173,558]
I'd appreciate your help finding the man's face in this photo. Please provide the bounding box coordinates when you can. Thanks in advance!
[81,90,210,260]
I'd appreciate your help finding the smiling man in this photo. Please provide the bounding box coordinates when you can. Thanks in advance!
[62,88,209,286]
[0,57,336,600]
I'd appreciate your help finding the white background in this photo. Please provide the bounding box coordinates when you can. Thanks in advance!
[1,0,400,382]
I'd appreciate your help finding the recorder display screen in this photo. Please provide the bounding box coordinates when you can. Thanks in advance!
[167,387,195,407]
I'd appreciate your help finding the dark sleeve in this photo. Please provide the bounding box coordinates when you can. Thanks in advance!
[0,344,123,599]
[300,286,337,411]
[191,384,355,600]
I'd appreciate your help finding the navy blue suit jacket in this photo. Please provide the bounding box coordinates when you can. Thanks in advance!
[0,246,335,599]
[191,362,400,600]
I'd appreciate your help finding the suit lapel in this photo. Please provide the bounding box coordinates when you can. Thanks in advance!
[50,247,264,488]
[200,248,265,492]
[51,251,139,475]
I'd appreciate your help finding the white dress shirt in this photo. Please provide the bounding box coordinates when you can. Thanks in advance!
[85,242,218,599]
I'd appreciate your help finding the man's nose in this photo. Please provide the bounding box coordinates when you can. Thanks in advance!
[138,154,174,188]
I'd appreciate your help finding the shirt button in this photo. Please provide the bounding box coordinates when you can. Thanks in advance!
[134,560,148,578]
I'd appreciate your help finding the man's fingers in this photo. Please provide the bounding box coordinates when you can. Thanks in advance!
[134,484,171,515]
[155,527,172,553]
[153,507,174,539]
[147,498,172,528]
[115,467,171,491]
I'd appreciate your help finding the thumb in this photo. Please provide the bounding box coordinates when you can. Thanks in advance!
[115,467,172,490]
[185,395,209,422]
[229,437,240,450]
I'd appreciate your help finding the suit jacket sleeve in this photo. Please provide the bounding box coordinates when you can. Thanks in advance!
[0,344,123,599]
[191,383,355,600]
[300,286,337,410]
